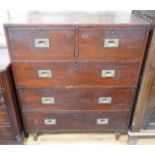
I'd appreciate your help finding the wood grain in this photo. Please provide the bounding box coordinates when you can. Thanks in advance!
[79,27,147,61]
[130,12,155,131]
[0,108,10,125]
[0,62,24,144]
[23,111,130,132]
[0,127,14,141]
[3,12,150,135]
[6,26,75,61]
[12,61,142,88]
[17,88,136,111]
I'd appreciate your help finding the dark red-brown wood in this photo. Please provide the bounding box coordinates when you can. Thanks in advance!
[0,108,10,124]
[17,88,135,111]
[79,27,147,61]
[0,59,24,144]
[3,12,150,137]
[5,26,75,61]
[12,61,142,88]
[0,127,14,141]
[23,111,130,132]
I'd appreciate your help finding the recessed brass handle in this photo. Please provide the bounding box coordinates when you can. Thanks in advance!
[41,97,55,104]
[101,70,115,77]
[34,38,50,48]
[44,119,56,125]
[104,39,119,48]
[38,70,52,78]
[96,118,109,125]
[98,97,112,104]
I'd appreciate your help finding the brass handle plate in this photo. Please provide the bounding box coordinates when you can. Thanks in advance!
[101,70,115,77]
[44,119,56,125]
[98,97,112,104]
[41,97,55,104]
[104,39,119,48]
[96,118,109,125]
[38,70,52,78]
[34,39,50,48]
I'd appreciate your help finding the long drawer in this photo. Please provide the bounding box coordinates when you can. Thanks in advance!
[12,61,141,88]
[79,27,147,61]
[18,88,135,111]
[23,111,130,132]
[6,26,75,60]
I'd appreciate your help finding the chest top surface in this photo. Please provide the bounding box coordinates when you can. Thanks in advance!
[4,11,149,26]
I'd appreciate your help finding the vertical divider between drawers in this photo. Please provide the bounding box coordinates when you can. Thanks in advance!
[74,26,79,59]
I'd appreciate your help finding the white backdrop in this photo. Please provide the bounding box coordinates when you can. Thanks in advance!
[0,0,154,11]
[0,0,154,46]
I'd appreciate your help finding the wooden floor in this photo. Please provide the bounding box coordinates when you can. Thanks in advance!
[24,133,155,145]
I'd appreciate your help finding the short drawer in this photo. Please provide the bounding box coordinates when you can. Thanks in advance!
[79,27,147,61]
[12,61,141,88]
[0,108,10,125]
[6,26,75,60]
[23,111,130,132]
[18,88,135,111]
[0,126,14,141]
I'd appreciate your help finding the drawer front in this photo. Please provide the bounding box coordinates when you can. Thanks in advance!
[6,26,75,60]
[23,111,130,132]
[18,88,135,111]
[0,108,10,125]
[0,127,14,141]
[12,61,141,88]
[79,27,147,61]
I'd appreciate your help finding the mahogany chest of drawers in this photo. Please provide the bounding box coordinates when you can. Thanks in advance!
[4,11,150,139]
[0,50,23,144]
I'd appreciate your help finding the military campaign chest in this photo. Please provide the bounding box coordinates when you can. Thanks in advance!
[4,11,150,140]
